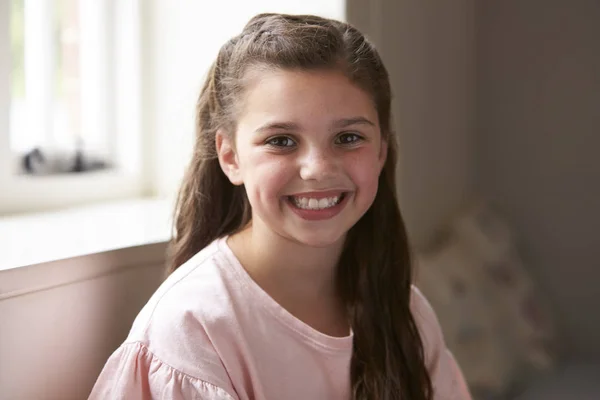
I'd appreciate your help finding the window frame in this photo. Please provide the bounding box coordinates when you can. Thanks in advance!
[0,0,148,216]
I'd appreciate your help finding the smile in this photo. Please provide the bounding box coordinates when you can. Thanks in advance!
[285,191,350,221]
[289,194,344,210]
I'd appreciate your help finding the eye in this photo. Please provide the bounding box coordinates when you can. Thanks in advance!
[335,132,363,145]
[266,136,296,148]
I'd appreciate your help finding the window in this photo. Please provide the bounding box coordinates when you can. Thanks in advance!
[0,0,144,214]
[0,0,345,215]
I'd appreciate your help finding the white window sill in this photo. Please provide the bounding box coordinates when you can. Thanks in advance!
[0,197,173,272]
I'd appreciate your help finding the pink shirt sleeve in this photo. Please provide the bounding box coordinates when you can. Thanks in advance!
[88,342,237,400]
[411,287,473,400]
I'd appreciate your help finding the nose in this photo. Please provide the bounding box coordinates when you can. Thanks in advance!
[298,146,340,181]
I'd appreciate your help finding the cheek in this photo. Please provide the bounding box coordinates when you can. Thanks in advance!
[242,154,294,199]
[345,150,382,196]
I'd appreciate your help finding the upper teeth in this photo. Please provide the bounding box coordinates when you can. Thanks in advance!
[292,196,341,210]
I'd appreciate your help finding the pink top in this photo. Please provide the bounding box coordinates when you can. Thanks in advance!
[89,237,471,399]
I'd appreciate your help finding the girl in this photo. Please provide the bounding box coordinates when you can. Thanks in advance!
[90,13,471,400]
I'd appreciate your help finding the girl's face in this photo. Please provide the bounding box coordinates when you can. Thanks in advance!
[217,68,387,248]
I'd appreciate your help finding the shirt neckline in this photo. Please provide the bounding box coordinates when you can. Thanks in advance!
[216,236,354,355]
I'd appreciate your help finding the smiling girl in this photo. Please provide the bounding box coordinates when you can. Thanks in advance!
[90,13,471,400]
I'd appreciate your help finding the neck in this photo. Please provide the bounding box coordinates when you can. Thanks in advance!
[227,221,349,336]
[232,223,345,297]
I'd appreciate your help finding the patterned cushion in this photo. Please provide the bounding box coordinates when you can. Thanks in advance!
[415,199,558,399]
[417,236,518,398]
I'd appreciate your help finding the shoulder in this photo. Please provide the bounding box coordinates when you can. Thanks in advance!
[125,239,239,388]
[410,285,446,367]
[410,285,473,399]
[410,285,443,344]
[132,238,235,336]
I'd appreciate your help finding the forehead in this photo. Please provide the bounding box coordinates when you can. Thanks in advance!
[237,68,378,128]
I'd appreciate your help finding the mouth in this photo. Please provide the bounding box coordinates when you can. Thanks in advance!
[287,192,346,211]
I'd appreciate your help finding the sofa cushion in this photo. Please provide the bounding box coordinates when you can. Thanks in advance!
[450,199,558,373]
[417,235,519,398]
[416,199,559,399]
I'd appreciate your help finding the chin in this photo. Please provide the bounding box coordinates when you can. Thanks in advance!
[289,230,347,249]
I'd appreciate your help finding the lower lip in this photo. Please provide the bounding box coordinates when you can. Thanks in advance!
[285,193,350,221]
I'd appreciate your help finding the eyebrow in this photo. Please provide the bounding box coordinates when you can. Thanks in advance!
[255,117,375,134]
[332,117,375,129]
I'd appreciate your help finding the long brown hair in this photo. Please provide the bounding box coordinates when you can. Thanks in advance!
[169,13,432,400]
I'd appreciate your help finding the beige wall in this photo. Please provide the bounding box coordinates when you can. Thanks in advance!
[0,245,166,400]
[348,0,476,247]
[476,1,600,357]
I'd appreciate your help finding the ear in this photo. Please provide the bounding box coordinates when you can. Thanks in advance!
[216,130,244,186]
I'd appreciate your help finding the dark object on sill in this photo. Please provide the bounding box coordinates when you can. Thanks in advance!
[22,147,110,175]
